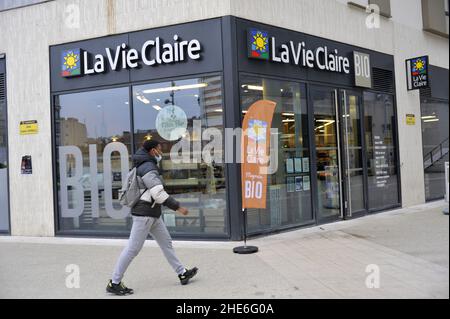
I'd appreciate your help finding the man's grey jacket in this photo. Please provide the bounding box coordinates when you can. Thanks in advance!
[131,148,180,218]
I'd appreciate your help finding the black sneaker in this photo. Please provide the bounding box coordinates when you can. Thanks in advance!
[106,280,134,296]
[178,267,198,285]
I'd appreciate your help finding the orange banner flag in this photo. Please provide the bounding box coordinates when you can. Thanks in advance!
[241,100,277,209]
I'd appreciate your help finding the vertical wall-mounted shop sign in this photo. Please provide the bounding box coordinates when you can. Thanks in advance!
[406,56,429,90]
[353,51,372,88]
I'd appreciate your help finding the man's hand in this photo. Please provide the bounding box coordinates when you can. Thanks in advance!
[177,207,189,216]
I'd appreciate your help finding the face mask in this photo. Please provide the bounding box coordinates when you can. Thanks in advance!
[153,150,162,163]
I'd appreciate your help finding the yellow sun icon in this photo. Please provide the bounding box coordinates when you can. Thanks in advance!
[64,52,79,70]
[414,59,424,70]
[253,32,268,51]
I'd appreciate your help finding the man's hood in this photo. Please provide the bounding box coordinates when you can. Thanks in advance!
[132,148,157,167]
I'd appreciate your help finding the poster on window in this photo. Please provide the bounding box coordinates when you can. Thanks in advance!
[287,177,295,193]
[294,157,302,173]
[295,176,303,192]
[303,176,311,191]
[302,157,310,173]
[286,158,294,174]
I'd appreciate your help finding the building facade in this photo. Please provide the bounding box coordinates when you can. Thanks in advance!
[0,0,448,240]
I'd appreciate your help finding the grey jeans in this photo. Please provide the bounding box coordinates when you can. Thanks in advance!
[112,216,185,284]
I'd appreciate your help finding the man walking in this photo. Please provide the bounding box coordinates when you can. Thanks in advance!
[107,140,198,296]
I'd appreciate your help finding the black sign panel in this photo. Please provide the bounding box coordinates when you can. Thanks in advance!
[406,56,429,91]
[50,19,223,92]
[236,18,394,87]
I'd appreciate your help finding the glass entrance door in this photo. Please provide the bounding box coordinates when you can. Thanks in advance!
[340,90,365,217]
[312,86,366,221]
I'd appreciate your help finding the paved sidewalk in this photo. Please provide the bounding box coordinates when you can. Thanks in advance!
[0,200,448,299]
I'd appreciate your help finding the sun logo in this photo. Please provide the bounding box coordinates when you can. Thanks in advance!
[414,59,425,71]
[248,119,267,142]
[411,57,427,76]
[64,52,79,70]
[61,49,81,77]
[253,32,268,52]
[248,29,269,60]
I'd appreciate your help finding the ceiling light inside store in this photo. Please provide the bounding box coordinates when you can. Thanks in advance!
[282,113,295,116]
[421,115,436,120]
[136,94,150,104]
[424,118,439,122]
[143,83,208,94]
[242,85,264,91]
[152,105,162,111]
[315,120,335,130]
[282,119,295,123]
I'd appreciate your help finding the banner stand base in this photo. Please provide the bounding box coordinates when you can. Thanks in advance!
[233,246,259,254]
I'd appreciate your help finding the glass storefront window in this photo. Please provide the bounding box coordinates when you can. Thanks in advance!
[133,76,227,235]
[240,76,312,233]
[364,92,400,210]
[311,87,341,220]
[420,98,449,201]
[55,87,132,234]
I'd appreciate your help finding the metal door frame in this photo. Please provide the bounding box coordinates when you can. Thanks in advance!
[338,89,368,219]
[310,85,368,223]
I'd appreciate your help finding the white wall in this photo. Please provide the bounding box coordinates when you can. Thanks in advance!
[391,0,424,30]
[0,0,230,236]
[0,0,448,236]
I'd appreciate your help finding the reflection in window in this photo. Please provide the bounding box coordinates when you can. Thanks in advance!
[240,76,312,233]
[312,87,340,219]
[133,76,227,235]
[55,87,132,234]
[420,98,449,201]
[364,92,400,210]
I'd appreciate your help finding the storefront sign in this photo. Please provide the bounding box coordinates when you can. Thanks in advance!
[19,120,39,135]
[248,29,351,74]
[406,114,416,125]
[406,56,429,90]
[242,100,277,209]
[353,51,372,88]
[61,36,202,78]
